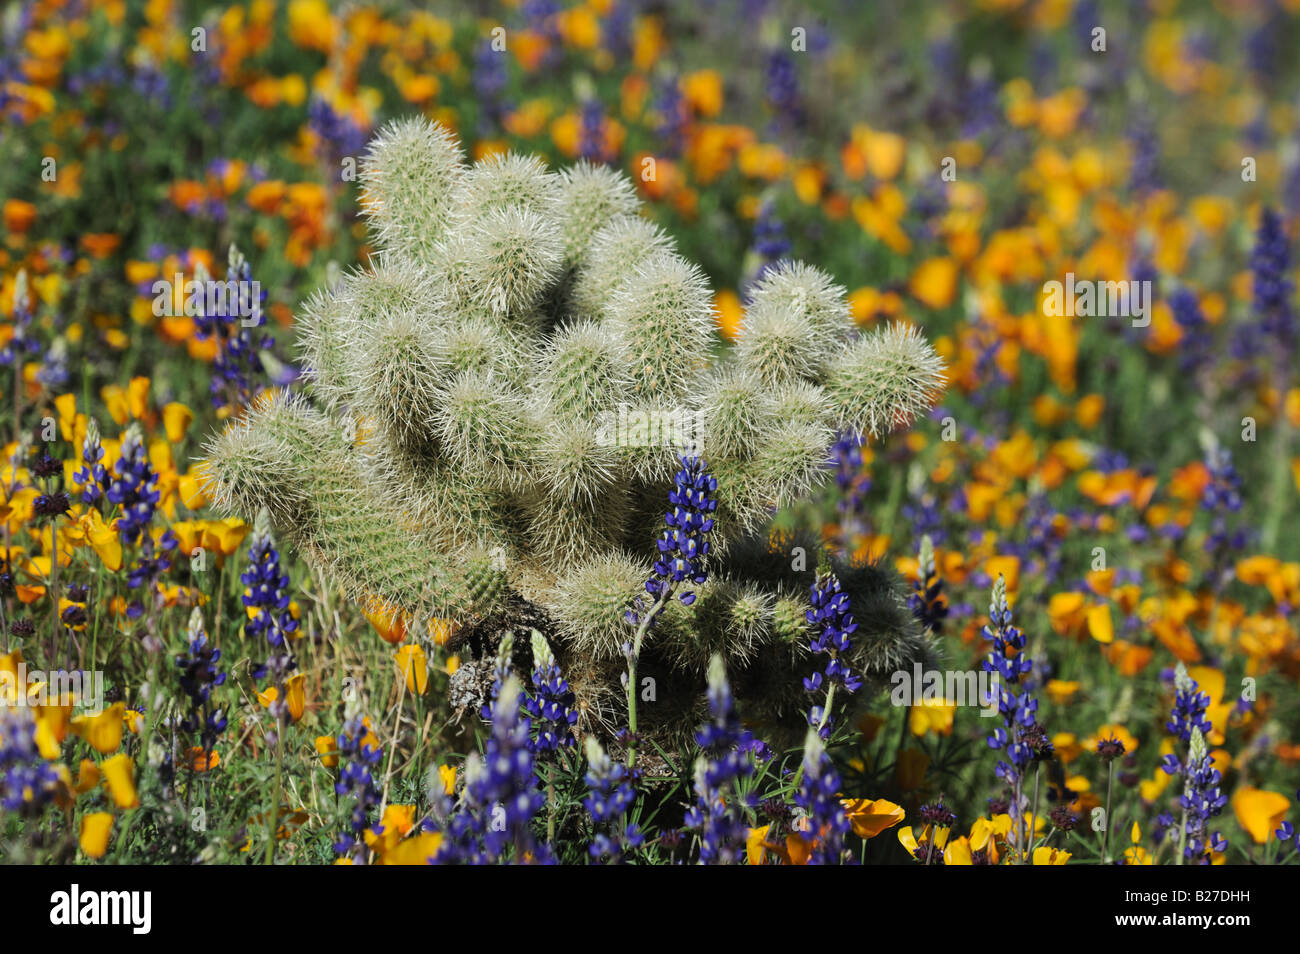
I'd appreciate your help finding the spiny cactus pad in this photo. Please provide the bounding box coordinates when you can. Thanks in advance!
[204,118,945,736]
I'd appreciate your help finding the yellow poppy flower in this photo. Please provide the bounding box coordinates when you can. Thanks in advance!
[101,754,139,809]
[1046,680,1081,705]
[79,812,113,858]
[1232,787,1290,844]
[436,764,456,796]
[394,644,428,695]
[378,832,443,865]
[315,735,339,768]
[34,713,63,759]
[944,836,973,865]
[1086,603,1114,644]
[897,824,948,860]
[202,518,248,556]
[842,797,905,839]
[76,510,123,571]
[985,557,1020,593]
[364,804,416,855]
[1032,846,1071,865]
[909,698,957,736]
[284,674,306,723]
[178,467,210,510]
[366,603,407,644]
[74,758,101,794]
[909,257,959,310]
[1123,821,1152,864]
[287,0,336,51]
[713,289,743,342]
[70,702,125,754]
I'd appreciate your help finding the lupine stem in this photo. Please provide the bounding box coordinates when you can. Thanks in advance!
[1176,800,1189,866]
[817,683,836,733]
[1102,761,1114,863]
[626,584,673,769]
[1027,763,1041,861]
[264,725,284,865]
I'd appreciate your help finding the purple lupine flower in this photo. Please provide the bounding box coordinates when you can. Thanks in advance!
[1163,665,1212,744]
[1251,207,1296,351]
[240,511,297,706]
[653,74,688,158]
[473,39,510,134]
[829,430,871,543]
[1152,810,1176,845]
[174,609,228,759]
[1176,729,1228,863]
[1006,493,1063,584]
[333,714,384,864]
[752,198,791,268]
[1128,113,1161,196]
[600,0,635,59]
[1169,287,1211,374]
[794,731,854,864]
[908,535,948,635]
[625,453,717,628]
[1200,441,1248,590]
[764,49,801,130]
[107,424,177,617]
[35,337,67,390]
[131,61,171,108]
[582,736,643,863]
[960,69,1000,140]
[479,631,514,722]
[192,246,289,411]
[902,488,945,545]
[240,511,298,650]
[578,99,610,164]
[964,315,1009,408]
[741,198,793,301]
[907,180,949,242]
[804,572,863,736]
[308,95,368,167]
[736,730,773,763]
[1274,818,1299,852]
[982,575,1050,797]
[1245,9,1282,82]
[435,677,552,864]
[522,0,561,42]
[0,271,38,370]
[683,656,753,864]
[523,631,577,756]
[74,418,107,506]
[0,707,63,814]
[1274,790,1300,852]
[1159,664,1227,863]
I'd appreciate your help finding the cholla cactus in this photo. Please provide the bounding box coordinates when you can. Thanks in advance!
[204,118,946,744]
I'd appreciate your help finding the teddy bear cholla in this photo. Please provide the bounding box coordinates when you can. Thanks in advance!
[204,117,945,743]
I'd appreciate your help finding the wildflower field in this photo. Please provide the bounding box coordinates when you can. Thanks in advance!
[2,0,1299,901]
